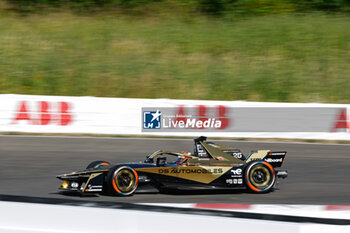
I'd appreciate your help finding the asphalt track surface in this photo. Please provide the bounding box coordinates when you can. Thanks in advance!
[0,135,349,204]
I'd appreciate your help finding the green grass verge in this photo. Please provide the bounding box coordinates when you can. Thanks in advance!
[0,10,349,103]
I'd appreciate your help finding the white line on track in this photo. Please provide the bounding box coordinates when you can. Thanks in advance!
[0,134,349,146]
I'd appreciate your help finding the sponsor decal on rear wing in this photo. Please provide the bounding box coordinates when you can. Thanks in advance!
[263,152,287,167]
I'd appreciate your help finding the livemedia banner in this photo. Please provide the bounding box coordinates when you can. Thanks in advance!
[142,107,344,132]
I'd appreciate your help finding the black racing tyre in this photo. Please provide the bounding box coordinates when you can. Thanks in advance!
[86,160,110,169]
[107,166,138,196]
[244,161,276,193]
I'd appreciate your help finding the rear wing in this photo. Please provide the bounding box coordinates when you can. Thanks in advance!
[193,136,286,167]
[263,151,287,167]
[246,150,287,167]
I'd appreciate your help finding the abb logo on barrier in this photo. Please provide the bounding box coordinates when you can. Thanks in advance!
[174,105,230,129]
[331,108,350,133]
[12,101,73,126]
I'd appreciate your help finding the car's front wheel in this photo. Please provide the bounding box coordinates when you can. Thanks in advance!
[244,161,276,193]
[106,166,138,196]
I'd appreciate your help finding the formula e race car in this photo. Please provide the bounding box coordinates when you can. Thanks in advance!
[57,137,288,196]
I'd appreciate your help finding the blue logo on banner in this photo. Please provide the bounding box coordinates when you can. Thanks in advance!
[143,110,162,129]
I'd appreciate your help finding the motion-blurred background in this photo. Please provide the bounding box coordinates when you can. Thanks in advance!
[0,0,349,102]
[1,4,350,231]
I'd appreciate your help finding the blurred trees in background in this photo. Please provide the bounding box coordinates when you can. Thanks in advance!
[6,0,350,14]
[1,0,349,103]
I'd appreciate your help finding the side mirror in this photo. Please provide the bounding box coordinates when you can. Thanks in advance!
[156,157,167,167]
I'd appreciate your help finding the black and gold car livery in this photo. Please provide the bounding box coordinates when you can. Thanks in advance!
[57,136,288,196]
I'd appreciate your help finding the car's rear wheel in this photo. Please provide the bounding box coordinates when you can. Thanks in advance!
[244,161,275,193]
[107,166,138,196]
[86,160,110,169]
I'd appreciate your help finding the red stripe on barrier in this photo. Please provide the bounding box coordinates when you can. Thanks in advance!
[325,205,350,211]
[194,204,251,209]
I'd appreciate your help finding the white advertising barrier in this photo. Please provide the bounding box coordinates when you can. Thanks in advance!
[0,201,349,233]
[1,94,350,140]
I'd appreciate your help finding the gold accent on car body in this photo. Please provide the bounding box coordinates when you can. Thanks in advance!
[135,166,232,184]
[201,141,245,163]
[148,151,197,160]
[185,158,242,166]
[206,143,239,151]
[57,168,109,179]
[135,141,245,184]
[81,172,103,192]
[246,150,270,163]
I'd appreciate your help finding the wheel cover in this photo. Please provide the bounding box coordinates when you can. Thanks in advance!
[246,161,275,192]
[115,169,135,193]
[111,166,138,195]
[250,166,270,187]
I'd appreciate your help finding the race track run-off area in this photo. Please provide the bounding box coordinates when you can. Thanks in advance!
[0,135,349,204]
